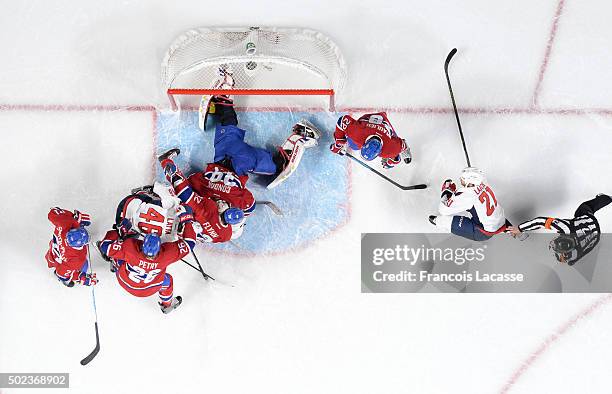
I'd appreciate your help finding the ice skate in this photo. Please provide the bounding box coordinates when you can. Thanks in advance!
[160,296,183,314]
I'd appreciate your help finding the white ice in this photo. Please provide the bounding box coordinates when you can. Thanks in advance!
[2,1,612,393]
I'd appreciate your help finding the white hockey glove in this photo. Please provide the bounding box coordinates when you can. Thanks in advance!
[400,140,412,164]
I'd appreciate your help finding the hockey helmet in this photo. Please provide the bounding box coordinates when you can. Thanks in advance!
[142,233,161,258]
[66,227,89,248]
[460,167,485,187]
[549,234,577,263]
[223,207,244,225]
[360,135,383,161]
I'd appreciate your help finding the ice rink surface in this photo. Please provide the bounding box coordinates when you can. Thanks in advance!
[2,0,612,393]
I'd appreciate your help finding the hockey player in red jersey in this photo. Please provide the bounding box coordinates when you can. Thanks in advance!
[330,112,412,168]
[45,207,98,287]
[159,149,246,244]
[186,161,256,217]
[97,215,198,314]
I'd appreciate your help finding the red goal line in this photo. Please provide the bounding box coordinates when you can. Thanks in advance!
[167,88,336,111]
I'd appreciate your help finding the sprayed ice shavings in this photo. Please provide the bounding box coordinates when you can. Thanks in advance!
[156,110,349,255]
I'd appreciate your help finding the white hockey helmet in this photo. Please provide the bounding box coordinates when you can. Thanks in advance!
[460,167,485,187]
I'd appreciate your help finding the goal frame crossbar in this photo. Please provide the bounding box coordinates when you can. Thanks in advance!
[167,88,336,111]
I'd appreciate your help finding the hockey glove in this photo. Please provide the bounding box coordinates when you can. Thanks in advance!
[77,272,98,286]
[116,218,133,239]
[400,140,412,164]
[441,179,457,200]
[329,140,347,156]
[161,159,177,177]
[176,205,194,224]
[381,156,401,169]
[73,210,91,227]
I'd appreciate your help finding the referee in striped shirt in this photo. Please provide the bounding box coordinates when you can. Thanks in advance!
[509,194,611,265]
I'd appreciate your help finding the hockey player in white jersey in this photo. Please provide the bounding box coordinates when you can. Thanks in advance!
[429,167,510,241]
[97,182,195,273]
[113,182,183,241]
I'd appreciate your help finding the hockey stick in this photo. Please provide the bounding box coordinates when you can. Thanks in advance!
[346,152,427,190]
[80,247,100,366]
[182,250,215,281]
[180,257,241,288]
[182,258,214,280]
[256,200,284,216]
[444,48,472,167]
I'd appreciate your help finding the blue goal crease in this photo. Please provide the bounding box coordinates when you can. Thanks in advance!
[155,110,349,255]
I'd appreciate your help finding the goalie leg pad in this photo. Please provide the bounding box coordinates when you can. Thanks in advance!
[198,65,236,131]
[267,134,309,189]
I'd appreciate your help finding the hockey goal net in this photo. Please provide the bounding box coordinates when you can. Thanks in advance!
[161,27,347,111]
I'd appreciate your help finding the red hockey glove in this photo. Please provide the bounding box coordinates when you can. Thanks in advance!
[176,205,194,224]
[381,156,401,169]
[441,179,457,200]
[329,139,347,156]
[116,218,133,239]
[161,159,177,177]
[77,272,98,286]
[74,210,91,227]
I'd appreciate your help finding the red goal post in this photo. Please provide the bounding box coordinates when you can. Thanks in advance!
[161,27,346,112]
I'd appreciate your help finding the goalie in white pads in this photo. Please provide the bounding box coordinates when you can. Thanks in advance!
[429,167,511,241]
[199,66,320,189]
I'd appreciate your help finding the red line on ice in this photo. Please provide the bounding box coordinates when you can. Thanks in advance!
[500,294,612,393]
[0,103,155,112]
[4,102,612,116]
[531,0,566,108]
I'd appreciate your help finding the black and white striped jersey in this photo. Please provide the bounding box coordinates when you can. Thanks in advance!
[518,214,600,265]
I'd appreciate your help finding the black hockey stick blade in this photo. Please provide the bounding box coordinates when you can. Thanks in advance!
[346,153,427,190]
[80,322,100,366]
[444,48,458,71]
[256,200,284,216]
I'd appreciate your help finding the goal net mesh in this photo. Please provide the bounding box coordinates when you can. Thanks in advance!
[161,27,347,110]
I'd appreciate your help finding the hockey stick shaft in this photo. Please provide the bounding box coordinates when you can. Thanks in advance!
[444,48,472,167]
[346,153,427,190]
[256,200,284,216]
[183,251,215,281]
[81,247,100,366]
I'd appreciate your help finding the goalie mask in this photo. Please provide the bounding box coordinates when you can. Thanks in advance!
[361,135,383,161]
[549,234,577,263]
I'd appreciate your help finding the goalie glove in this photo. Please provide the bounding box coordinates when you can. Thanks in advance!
[329,139,347,156]
[381,155,401,169]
